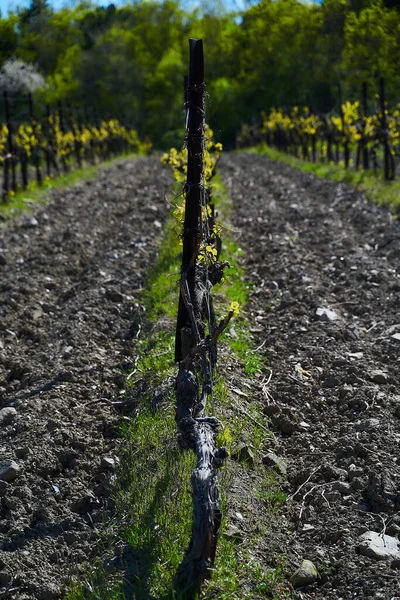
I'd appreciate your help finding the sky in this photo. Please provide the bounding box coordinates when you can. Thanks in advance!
[0,0,249,17]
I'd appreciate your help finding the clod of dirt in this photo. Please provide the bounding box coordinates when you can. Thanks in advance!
[0,406,17,425]
[231,443,255,466]
[370,369,389,384]
[0,460,21,482]
[262,451,287,475]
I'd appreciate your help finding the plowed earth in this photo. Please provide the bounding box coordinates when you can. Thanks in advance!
[1,152,400,600]
[0,157,172,599]
[220,153,400,599]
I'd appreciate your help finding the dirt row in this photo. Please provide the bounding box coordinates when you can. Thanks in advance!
[220,152,400,599]
[0,156,172,599]
[1,151,400,599]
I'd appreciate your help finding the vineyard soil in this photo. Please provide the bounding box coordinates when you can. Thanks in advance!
[0,152,399,599]
[220,153,400,599]
[0,156,172,599]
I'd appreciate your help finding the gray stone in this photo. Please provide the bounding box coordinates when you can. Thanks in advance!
[0,571,11,587]
[316,307,339,322]
[347,464,363,480]
[100,457,115,470]
[0,407,17,426]
[355,418,380,431]
[332,481,352,495]
[2,497,16,510]
[359,531,400,561]
[21,215,39,228]
[223,525,244,542]
[0,481,7,496]
[370,370,389,384]
[262,452,287,475]
[263,403,280,417]
[291,559,319,587]
[391,333,400,342]
[105,288,124,303]
[322,376,340,388]
[231,443,255,467]
[15,447,30,459]
[0,460,21,482]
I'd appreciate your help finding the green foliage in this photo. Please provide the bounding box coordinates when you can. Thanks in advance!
[1,0,399,147]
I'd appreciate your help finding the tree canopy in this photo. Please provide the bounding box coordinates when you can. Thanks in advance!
[0,0,398,147]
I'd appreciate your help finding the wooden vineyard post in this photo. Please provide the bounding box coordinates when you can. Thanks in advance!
[175,40,204,364]
[2,92,9,203]
[174,38,227,599]
[67,103,82,169]
[379,77,394,180]
[28,93,42,187]
[58,101,69,173]
[362,82,369,171]
[338,83,349,168]
[2,91,15,203]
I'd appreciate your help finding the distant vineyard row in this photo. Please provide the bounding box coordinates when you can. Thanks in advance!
[238,80,399,181]
[0,92,150,202]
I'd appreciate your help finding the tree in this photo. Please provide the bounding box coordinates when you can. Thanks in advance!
[0,57,46,94]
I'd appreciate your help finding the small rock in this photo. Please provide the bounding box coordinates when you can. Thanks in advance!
[15,447,30,459]
[105,288,124,303]
[332,481,352,495]
[291,559,318,587]
[262,452,287,475]
[316,307,339,322]
[0,481,7,496]
[223,525,244,542]
[391,333,400,342]
[0,460,21,482]
[100,457,115,470]
[0,571,11,587]
[21,215,39,228]
[31,307,44,321]
[322,375,340,388]
[347,464,363,480]
[71,493,99,514]
[0,407,17,426]
[273,411,298,435]
[64,532,78,546]
[153,220,162,229]
[37,583,59,599]
[355,418,380,431]
[365,470,397,511]
[359,531,400,561]
[370,370,389,384]
[231,443,254,467]
[0,253,7,266]
[263,403,280,416]
[2,496,16,510]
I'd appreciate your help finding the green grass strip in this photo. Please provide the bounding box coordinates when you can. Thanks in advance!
[65,176,291,600]
[252,144,400,213]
